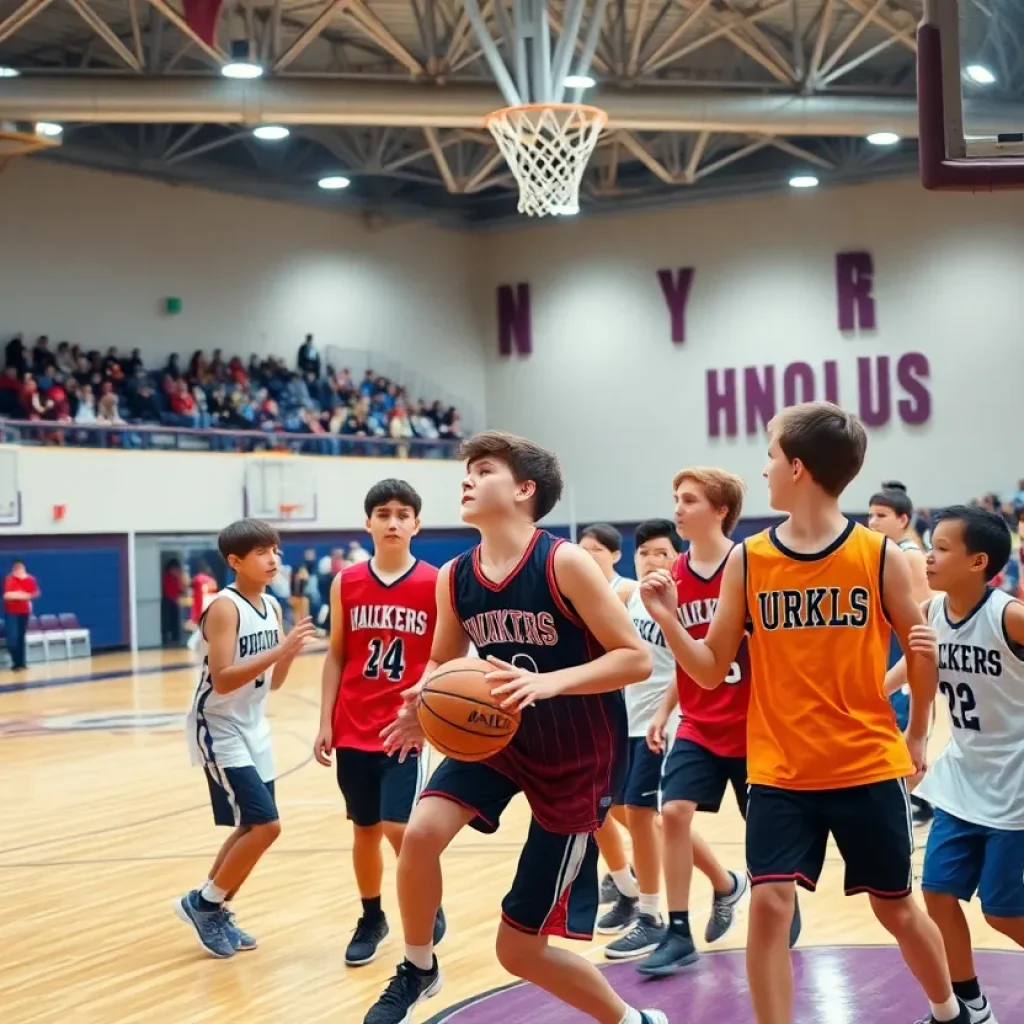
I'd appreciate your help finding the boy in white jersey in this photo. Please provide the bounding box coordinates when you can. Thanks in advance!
[178,519,317,958]
[579,523,640,910]
[886,505,1024,1024]
[600,520,684,957]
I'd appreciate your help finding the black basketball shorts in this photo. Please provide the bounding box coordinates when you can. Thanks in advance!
[335,747,429,827]
[661,738,748,817]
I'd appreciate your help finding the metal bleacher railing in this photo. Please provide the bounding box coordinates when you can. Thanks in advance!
[0,418,461,459]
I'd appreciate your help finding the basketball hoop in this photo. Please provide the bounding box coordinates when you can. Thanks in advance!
[485,103,607,217]
[278,503,300,522]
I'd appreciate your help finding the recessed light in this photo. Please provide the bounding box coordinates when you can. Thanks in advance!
[221,60,263,79]
[318,175,351,190]
[965,64,996,85]
[867,131,900,146]
[564,74,596,89]
[35,122,63,137]
[789,174,819,189]
[0,66,21,78]
[253,126,289,141]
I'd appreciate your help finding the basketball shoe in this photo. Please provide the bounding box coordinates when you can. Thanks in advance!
[604,913,666,960]
[913,999,972,1024]
[705,870,748,943]
[174,889,235,958]
[222,907,258,951]
[364,957,443,1024]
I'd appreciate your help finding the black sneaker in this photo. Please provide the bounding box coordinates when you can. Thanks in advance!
[432,905,447,946]
[636,929,699,976]
[364,958,443,1024]
[604,913,666,960]
[345,914,389,966]
[789,892,802,949]
[705,870,748,943]
[596,894,638,934]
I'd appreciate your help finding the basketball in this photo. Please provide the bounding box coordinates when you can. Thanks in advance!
[417,656,520,762]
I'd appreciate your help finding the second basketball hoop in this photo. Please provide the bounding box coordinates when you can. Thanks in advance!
[485,103,607,218]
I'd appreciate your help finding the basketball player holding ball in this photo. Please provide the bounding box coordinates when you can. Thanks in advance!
[364,431,667,1024]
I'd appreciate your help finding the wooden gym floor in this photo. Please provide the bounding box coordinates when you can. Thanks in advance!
[0,650,1016,1024]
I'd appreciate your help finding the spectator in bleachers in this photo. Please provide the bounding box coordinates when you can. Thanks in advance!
[3,558,40,671]
[297,334,321,378]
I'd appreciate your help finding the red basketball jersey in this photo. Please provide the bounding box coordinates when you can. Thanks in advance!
[673,550,751,758]
[333,559,438,752]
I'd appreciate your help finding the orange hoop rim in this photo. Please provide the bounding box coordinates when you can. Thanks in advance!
[483,102,609,128]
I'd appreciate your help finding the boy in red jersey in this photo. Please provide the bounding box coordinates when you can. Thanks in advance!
[314,479,445,967]
[365,431,665,1024]
[638,468,800,977]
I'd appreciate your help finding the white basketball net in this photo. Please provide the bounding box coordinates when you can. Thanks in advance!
[486,104,607,217]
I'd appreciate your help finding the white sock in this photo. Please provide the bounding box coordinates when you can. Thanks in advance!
[405,943,434,971]
[611,867,640,899]
[201,880,228,905]
[638,892,661,919]
[930,996,961,1021]
[618,1008,643,1024]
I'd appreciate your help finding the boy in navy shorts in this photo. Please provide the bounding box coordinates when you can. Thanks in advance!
[366,431,666,1024]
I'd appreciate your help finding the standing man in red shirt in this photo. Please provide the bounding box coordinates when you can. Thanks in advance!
[638,468,800,977]
[314,479,445,967]
[3,558,40,671]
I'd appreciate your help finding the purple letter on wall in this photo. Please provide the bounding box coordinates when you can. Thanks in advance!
[857,355,891,427]
[744,366,776,436]
[497,283,532,356]
[657,267,695,344]
[897,352,931,424]
[836,251,876,332]
[706,369,737,438]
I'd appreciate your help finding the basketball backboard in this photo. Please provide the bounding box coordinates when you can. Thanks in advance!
[917,0,1024,190]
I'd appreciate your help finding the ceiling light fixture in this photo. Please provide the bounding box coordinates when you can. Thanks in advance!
[318,175,351,190]
[253,125,290,141]
[789,174,819,189]
[866,131,900,146]
[965,64,996,85]
[564,74,596,89]
[35,122,63,137]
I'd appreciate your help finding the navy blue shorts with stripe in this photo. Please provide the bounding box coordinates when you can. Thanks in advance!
[205,765,279,828]
[612,737,665,809]
[746,778,913,897]
[335,747,425,827]
[421,757,600,940]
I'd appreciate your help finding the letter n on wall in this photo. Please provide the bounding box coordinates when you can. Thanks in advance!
[497,283,532,356]
[835,251,876,333]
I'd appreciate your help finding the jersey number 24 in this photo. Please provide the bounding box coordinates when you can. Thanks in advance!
[364,637,406,682]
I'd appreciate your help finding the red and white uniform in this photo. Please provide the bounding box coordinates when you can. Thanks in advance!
[333,559,437,752]
[673,550,751,758]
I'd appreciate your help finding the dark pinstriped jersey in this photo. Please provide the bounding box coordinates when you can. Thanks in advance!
[450,529,628,834]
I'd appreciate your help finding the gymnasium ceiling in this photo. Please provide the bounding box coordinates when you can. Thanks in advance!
[0,0,1021,225]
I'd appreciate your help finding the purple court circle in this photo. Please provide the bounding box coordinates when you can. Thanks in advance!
[425,946,1022,1023]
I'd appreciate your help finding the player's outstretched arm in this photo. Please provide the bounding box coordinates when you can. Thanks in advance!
[314,573,345,765]
[883,543,938,758]
[642,546,747,690]
[207,597,316,695]
[381,559,469,760]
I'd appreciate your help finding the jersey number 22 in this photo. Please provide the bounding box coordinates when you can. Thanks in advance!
[365,637,406,682]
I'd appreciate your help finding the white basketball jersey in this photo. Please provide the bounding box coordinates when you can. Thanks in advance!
[185,587,282,782]
[916,589,1024,829]
[623,585,678,737]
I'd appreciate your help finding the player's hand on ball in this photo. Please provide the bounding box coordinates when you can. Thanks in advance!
[380,704,425,763]
[906,624,939,662]
[313,724,334,767]
[485,655,560,712]
[640,569,678,621]
[282,616,317,657]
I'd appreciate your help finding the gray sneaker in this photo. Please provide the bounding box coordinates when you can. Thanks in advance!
[174,889,235,958]
[705,870,748,943]
[596,894,638,934]
[604,913,666,960]
[599,872,619,904]
[640,1014,668,1024]
[636,929,699,976]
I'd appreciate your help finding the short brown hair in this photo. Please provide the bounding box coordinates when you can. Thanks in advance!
[459,430,563,522]
[218,518,280,562]
[672,467,746,536]
[769,401,867,498]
